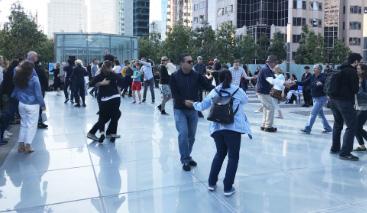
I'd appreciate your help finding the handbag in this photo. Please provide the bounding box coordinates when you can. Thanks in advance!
[270,88,285,101]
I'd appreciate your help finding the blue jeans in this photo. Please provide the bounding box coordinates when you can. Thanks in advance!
[174,109,198,164]
[209,130,241,191]
[304,96,332,132]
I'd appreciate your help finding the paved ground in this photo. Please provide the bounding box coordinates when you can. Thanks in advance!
[0,88,367,213]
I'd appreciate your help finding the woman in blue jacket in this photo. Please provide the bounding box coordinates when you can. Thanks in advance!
[185,70,252,197]
[12,61,46,153]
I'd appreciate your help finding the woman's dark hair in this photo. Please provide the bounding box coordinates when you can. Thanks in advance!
[219,69,232,89]
[115,60,120,66]
[359,64,367,80]
[14,61,34,89]
[7,59,20,73]
[104,54,115,62]
[101,60,113,73]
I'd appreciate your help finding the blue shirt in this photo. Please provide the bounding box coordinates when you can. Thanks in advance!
[11,75,45,107]
[193,84,252,137]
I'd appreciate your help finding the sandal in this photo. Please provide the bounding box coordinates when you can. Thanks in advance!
[24,144,34,153]
[18,143,25,153]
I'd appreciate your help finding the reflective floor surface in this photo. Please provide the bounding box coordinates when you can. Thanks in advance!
[1,89,366,213]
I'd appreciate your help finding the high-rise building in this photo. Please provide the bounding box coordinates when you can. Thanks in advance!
[88,0,120,34]
[133,0,150,36]
[192,0,208,29]
[124,0,134,36]
[47,0,87,37]
[167,0,193,32]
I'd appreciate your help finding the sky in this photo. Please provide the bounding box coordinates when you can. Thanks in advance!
[0,0,161,33]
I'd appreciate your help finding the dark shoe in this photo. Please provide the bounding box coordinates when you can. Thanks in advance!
[198,112,204,118]
[161,110,169,115]
[322,129,332,134]
[82,103,86,107]
[330,149,340,154]
[64,99,69,103]
[98,134,105,143]
[264,127,277,132]
[157,105,162,111]
[301,129,310,134]
[182,163,191,171]
[110,137,116,143]
[260,126,265,131]
[339,154,359,161]
[142,99,146,103]
[224,187,236,197]
[38,123,48,129]
[354,147,367,152]
[208,185,217,191]
[152,101,155,104]
[70,100,74,104]
[302,104,309,107]
[189,160,197,167]
[87,133,99,141]
[74,104,81,107]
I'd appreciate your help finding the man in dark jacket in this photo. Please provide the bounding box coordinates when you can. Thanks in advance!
[301,66,312,107]
[329,53,362,161]
[170,53,213,171]
[256,55,277,132]
[157,56,171,115]
[193,56,206,118]
[64,56,76,103]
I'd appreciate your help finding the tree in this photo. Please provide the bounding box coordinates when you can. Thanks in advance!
[267,32,286,63]
[0,3,54,63]
[215,22,236,63]
[256,34,270,64]
[235,35,257,64]
[328,40,351,64]
[138,32,163,64]
[191,23,217,62]
[294,26,325,64]
[163,24,193,64]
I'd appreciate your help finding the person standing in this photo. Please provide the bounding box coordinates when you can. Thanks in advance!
[184,69,251,197]
[301,66,312,107]
[329,53,362,161]
[170,53,213,171]
[64,56,76,103]
[229,59,256,88]
[89,59,99,97]
[212,58,222,86]
[72,60,87,107]
[121,60,133,97]
[12,61,45,153]
[301,64,332,134]
[131,61,143,104]
[52,63,62,95]
[157,56,171,115]
[193,56,206,118]
[354,63,367,152]
[140,58,155,103]
[256,55,278,132]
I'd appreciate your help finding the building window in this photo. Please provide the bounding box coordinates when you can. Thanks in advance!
[310,18,322,27]
[226,5,233,13]
[310,2,322,11]
[293,17,306,26]
[194,4,198,11]
[199,2,205,9]
[350,6,362,14]
[217,8,224,16]
[364,7,367,14]
[350,22,361,30]
[293,0,306,9]
[349,37,361,46]
[293,34,301,43]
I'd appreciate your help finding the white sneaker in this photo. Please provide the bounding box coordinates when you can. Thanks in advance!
[208,185,217,191]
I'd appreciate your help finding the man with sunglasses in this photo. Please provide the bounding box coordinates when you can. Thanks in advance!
[170,54,214,171]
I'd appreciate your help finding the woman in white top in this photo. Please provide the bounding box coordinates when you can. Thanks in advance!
[266,65,285,119]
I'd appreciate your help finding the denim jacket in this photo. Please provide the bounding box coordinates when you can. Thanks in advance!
[193,84,252,137]
[11,75,45,107]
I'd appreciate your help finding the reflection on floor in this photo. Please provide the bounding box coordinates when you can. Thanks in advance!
[0,89,366,213]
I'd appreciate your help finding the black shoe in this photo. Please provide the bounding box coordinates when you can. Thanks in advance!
[98,134,105,143]
[182,163,191,171]
[110,137,116,143]
[264,127,277,132]
[224,187,236,197]
[301,129,311,134]
[260,126,265,131]
[339,154,359,161]
[157,105,162,111]
[82,103,86,107]
[189,160,197,167]
[302,104,309,107]
[74,104,81,107]
[64,99,69,103]
[142,99,146,103]
[152,100,155,104]
[38,123,48,129]
[161,110,169,115]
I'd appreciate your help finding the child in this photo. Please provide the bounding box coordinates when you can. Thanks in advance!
[131,61,143,104]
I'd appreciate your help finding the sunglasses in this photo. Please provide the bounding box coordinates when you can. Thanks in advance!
[185,60,193,64]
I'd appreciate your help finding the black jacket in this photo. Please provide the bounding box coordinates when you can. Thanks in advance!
[333,63,359,101]
[35,64,49,93]
[309,73,326,97]
[90,71,123,100]
[72,65,87,85]
[301,72,312,91]
[170,69,214,110]
[159,65,170,84]
[193,63,206,75]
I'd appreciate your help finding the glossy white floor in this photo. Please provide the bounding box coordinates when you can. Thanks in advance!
[1,88,367,213]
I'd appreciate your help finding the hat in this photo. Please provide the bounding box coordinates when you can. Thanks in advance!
[266,55,278,63]
[161,56,168,61]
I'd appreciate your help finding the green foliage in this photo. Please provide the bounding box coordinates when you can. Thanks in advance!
[138,33,163,64]
[328,40,351,64]
[163,24,193,64]
[191,23,217,62]
[236,35,256,64]
[267,32,286,62]
[256,34,270,64]
[215,22,236,63]
[294,26,325,64]
[0,3,54,63]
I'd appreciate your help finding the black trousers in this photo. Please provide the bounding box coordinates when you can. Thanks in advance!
[209,130,241,191]
[89,98,121,135]
[303,89,312,106]
[64,78,73,100]
[330,99,357,156]
[355,110,367,146]
[73,83,85,105]
[122,77,132,96]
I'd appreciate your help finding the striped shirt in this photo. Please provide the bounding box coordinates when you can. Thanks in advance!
[229,67,251,86]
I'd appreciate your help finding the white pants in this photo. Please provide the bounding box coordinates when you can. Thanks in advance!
[18,102,40,144]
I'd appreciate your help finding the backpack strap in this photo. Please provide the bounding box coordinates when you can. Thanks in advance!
[231,87,240,97]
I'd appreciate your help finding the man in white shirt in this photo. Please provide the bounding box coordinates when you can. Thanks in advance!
[139,57,155,103]
[229,59,256,87]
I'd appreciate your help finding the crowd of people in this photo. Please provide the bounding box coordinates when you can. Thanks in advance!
[0,49,366,197]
